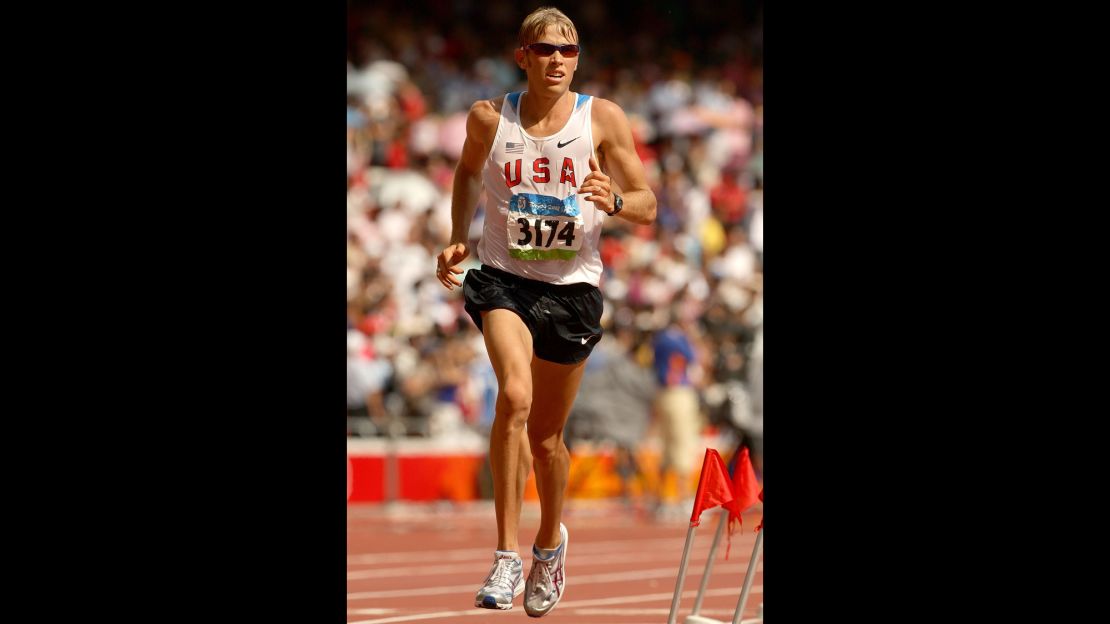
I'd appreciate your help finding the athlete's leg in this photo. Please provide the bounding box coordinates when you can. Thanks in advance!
[526,355,586,549]
[522,355,585,617]
[481,309,535,552]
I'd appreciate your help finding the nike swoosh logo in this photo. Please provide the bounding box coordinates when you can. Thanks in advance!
[580,336,593,344]
[557,137,580,148]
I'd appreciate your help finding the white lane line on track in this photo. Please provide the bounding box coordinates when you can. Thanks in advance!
[346,586,761,624]
[349,532,759,566]
[348,547,756,580]
[347,563,762,600]
[573,607,751,616]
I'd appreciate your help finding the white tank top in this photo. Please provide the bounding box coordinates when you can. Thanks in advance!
[477,91,605,286]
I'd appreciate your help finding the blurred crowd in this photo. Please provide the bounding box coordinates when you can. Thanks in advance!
[347,0,763,477]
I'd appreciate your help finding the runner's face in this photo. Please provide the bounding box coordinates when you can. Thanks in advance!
[519,25,578,95]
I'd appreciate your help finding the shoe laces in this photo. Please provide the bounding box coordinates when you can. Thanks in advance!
[532,554,555,594]
[490,557,517,590]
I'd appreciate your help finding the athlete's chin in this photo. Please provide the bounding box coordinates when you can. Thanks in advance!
[534,78,571,92]
[539,84,571,97]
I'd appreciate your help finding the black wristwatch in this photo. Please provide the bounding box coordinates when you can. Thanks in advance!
[609,194,623,216]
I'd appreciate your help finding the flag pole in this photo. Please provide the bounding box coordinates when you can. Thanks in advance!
[671,448,731,624]
[731,528,763,624]
[667,521,698,624]
[691,508,728,616]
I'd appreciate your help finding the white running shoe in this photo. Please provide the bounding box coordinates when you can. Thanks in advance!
[474,551,524,610]
[524,523,568,617]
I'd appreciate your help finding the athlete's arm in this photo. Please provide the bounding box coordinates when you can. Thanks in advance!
[437,98,500,290]
[582,98,656,225]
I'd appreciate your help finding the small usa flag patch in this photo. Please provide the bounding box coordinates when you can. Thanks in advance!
[506,141,524,154]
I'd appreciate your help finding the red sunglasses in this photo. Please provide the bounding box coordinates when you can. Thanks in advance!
[523,42,581,57]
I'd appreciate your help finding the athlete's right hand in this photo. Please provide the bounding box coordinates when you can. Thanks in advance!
[436,242,469,290]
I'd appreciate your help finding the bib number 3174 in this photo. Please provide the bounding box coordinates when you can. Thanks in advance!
[506,194,583,261]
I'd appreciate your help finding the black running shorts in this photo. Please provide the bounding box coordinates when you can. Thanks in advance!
[463,264,603,365]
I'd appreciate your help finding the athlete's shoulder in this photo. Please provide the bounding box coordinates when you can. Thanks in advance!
[589,97,627,120]
[589,97,632,129]
[589,97,632,144]
[468,96,505,129]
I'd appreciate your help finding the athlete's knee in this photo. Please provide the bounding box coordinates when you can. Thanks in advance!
[498,379,532,420]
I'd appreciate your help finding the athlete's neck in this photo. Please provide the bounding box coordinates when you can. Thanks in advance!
[521,90,570,127]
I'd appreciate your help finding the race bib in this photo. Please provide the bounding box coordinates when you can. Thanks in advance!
[506,193,584,261]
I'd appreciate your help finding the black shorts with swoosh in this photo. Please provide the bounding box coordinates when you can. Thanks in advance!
[463,265,603,365]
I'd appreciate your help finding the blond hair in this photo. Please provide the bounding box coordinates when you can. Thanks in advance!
[518,7,578,48]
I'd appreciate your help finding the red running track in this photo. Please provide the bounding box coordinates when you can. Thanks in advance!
[348,500,763,623]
